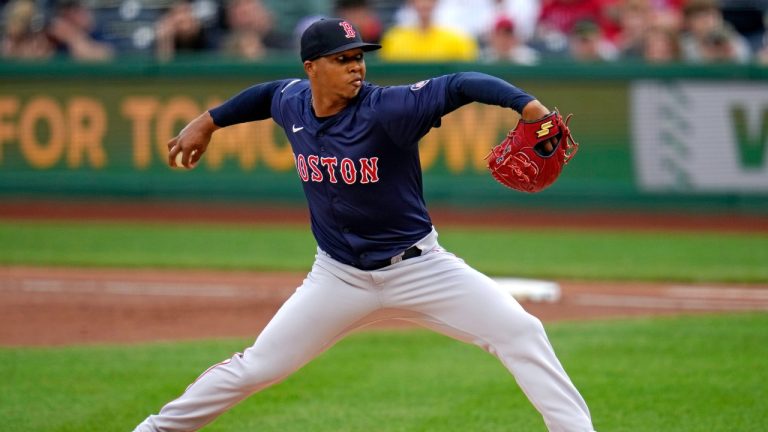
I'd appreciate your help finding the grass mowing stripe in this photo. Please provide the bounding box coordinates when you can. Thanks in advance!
[0,314,765,431]
[1,220,767,282]
[0,220,317,271]
[439,228,768,283]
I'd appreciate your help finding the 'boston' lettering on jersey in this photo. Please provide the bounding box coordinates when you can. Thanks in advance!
[208,72,535,268]
[294,154,380,185]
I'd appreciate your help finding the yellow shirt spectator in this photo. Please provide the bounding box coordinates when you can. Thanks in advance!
[379,25,479,62]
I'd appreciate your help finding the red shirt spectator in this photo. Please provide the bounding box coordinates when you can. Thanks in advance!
[538,0,619,40]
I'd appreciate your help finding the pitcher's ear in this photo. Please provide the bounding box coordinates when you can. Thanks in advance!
[303,60,315,77]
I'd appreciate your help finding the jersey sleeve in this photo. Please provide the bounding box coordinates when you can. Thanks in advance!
[375,72,536,146]
[374,76,455,146]
[445,72,535,113]
[208,79,297,127]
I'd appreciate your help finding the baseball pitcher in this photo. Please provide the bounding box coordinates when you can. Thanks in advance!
[134,18,594,432]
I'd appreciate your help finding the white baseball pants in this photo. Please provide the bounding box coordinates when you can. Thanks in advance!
[134,229,594,432]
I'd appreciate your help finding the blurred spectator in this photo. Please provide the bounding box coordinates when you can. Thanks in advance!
[567,18,618,61]
[335,0,382,44]
[646,0,685,30]
[393,0,488,39]
[481,15,539,64]
[679,0,750,63]
[68,0,197,55]
[614,0,654,59]
[47,0,115,61]
[482,0,543,43]
[155,0,215,61]
[395,0,541,43]
[380,0,478,61]
[1,0,53,59]
[488,0,543,43]
[219,0,273,60]
[535,0,618,53]
[642,24,681,62]
[698,25,747,62]
[264,0,331,48]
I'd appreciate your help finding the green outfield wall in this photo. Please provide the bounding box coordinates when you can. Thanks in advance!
[1,59,767,212]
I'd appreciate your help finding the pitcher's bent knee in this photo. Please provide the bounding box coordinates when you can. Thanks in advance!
[235,348,305,390]
[496,311,548,346]
[520,313,546,336]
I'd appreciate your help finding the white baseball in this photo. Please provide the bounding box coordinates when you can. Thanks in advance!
[174,151,185,168]
[173,150,197,169]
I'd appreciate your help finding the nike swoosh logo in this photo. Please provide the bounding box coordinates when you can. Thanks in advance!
[292,125,304,133]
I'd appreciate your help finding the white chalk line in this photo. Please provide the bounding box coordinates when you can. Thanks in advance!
[4,278,768,312]
[666,286,768,300]
[573,294,768,311]
[571,285,768,311]
[0,278,285,298]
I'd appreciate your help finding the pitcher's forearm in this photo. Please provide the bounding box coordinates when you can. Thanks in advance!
[521,100,551,121]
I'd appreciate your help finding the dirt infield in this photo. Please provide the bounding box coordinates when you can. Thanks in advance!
[2,265,767,347]
[2,200,767,347]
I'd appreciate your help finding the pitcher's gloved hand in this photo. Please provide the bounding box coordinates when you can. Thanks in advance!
[486,111,579,193]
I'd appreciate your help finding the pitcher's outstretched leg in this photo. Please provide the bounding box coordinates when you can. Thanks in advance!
[134,258,380,431]
[385,252,595,432]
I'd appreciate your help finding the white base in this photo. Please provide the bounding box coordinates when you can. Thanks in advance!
[493,278,561,303]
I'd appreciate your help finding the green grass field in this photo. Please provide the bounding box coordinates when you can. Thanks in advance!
[1,314,766,431]
[2,220,768,282]
[2,219,767,431]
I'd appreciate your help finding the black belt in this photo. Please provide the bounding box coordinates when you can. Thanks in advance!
[362,245,422,271]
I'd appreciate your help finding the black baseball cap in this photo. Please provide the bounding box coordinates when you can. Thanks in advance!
[300,18,381,62]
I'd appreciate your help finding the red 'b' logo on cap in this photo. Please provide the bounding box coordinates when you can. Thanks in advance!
[339,21,356,39]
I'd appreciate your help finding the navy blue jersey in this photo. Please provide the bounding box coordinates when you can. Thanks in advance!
[210,72,534,269]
